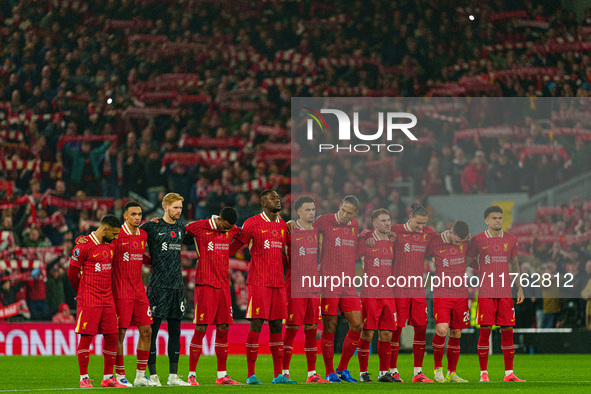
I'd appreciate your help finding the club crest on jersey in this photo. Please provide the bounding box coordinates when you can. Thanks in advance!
[504,243,508,251]
[141,241,145,248]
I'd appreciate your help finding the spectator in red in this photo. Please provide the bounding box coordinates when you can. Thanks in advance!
[422,155,443,196]
[461,151,488,194]
[52,302,75,324]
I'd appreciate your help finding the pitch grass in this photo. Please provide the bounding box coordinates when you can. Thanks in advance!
[1,354,590,392]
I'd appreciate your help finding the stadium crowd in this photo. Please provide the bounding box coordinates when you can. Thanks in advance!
[1,0,591,328]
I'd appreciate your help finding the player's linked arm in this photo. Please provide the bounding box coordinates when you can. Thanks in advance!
[67,264,81,293]
[228,238,244,257]
[510,256,525,304]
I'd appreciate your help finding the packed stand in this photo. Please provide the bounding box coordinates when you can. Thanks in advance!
[1,0,591,322]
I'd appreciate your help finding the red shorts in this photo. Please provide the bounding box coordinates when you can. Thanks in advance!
[115,295,153,329]
[194,285,233,325]
[246,285,287,321]
[477,297,515,326]
[76,304,118,336]
[395,297,428,327]
[362,298,397,331]
[286,296,321,326]
[433,298,470,329]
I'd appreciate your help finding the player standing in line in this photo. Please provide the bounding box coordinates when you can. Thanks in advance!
[112,202,157,387]
[466,206,525,383]
[314,195,363,383]
[228,190,295,384]
[140,193,191,386]
[283,196,329,383]
[355,209,400,383]
[68,215,126,388]
[366,202,435,383]
[426,220,471,383]
[183,207,242,385]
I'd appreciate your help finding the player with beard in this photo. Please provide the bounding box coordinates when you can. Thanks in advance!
[68,215,125,388]
[140,193,190,386]
[228,190,295,384]
[466,206,525,383]
[283,196,329,383]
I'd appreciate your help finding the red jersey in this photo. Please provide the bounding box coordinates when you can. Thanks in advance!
[287,220,320,296]
[112,222,148,299]
[426,232,469,298]
[186,216,241,288]
[467,230,518,298]
[392,222,436,297]
[235,212,288,288]
[69,232,115,307]
[356,231,394,298]
[315,213,359,280]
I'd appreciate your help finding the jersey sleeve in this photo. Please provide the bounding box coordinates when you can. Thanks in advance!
[313,215,329,232]
[355,238,369,260]
[510,236,519,259]
[235,219,254,244]
[185,221,204,237]
[69,244,86,269]
[466,236,479,260]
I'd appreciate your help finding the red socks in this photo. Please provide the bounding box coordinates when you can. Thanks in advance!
[283,327,298,370]
[432,333,446,369]
[269,333,284,378]
[304,329,317,373]
[478,328,491,371]
[337,330,360,371]
[215,329,229,373]
[77,335,93,375]
[390,327,402,369]
[103,334,118,376]
[246,330,260,377]
[115,354,125,375]
[136,349,149,372]
[189,330,206,372]
[447,337,461,373]
[413,326,426,368]
[321,332,335,375]
[377,340,391,372]
[357,339,371,373]
[501,329,514,371]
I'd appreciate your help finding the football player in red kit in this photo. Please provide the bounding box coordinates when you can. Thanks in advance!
[466,206,525,383]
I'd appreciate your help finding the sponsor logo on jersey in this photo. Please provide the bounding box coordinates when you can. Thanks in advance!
[373,257,380,267]
[208,241,214,251]
[162,242,168,251]
[443,258,449,267]
[264,240,270,249]
[123,252,129,262]
[484,255,491,264]
[299,246,305,256]
[95,262,101,272]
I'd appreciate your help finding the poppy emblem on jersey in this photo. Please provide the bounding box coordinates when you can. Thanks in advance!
[494,245,500,251]
[102,250,108,258]
[272,230,278,237]
[171,231,176,238]
[383,247,389,255]
[344,228,349,234]
[133,241,139,249]
[451,248,457,255]
[413,234,420,241]
[307,235,314,242]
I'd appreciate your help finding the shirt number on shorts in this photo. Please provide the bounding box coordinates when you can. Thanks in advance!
[463,311,470,322]
[147,307,152,317]
[180,301,185,313]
